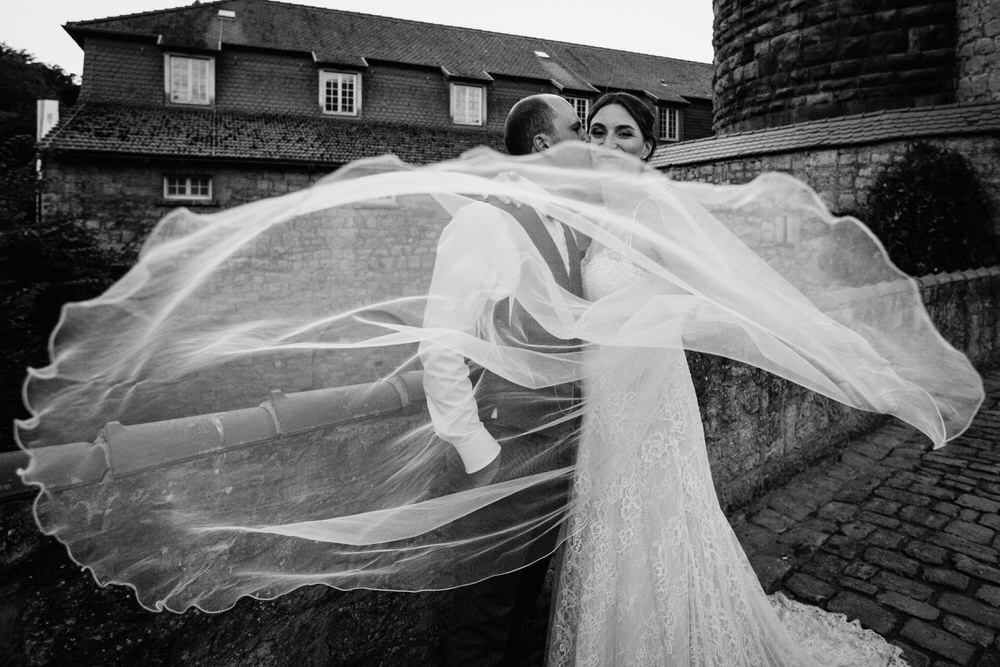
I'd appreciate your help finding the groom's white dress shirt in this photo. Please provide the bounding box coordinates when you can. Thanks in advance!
[421,191,572,474]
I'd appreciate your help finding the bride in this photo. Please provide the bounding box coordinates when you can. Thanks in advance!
[547,92,914,666]
[16,96,981,664]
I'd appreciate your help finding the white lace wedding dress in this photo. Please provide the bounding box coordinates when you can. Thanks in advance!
[545,246,909,666]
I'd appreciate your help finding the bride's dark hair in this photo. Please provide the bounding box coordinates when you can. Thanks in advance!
[587,92,658,161]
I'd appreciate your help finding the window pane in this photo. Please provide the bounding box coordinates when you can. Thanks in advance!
[191,59,208,104]
[169,56,211,105]
[322,72,357,114]
[325,79,337,112]
[453,85,482,125]
[164,175,212,199]
[567,97,588,123]
[171,59,189,103]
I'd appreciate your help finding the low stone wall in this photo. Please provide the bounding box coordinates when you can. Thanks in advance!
[701,266,1000,509]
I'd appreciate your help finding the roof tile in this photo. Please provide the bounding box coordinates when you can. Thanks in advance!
[68,0,712,100]
[40,103,505,165]
[650,102,1000,168]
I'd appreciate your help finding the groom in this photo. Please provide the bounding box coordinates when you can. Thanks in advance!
[421,94,588,666]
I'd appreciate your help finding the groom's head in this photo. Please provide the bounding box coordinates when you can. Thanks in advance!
[504,94,587,156]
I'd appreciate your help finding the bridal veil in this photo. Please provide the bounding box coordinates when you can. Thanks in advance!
[16,143,982,612]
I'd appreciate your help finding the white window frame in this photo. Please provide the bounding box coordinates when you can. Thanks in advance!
[566,97,590,124]
[319,71,361,116]
[450,83,485,126]
[163,175,213,201]
[165,54,214,106]
[658,107,681,142]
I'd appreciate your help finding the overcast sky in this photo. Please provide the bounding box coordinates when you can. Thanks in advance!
[7,0,715,78]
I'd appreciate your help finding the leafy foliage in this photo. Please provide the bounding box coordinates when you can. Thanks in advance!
[0,45,132,450]
[866,142,1000,276]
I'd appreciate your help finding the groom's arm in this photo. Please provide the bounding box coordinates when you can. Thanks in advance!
[420,202,519,474]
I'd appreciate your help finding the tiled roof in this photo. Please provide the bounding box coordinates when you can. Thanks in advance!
[65,0,712,102]
[650,102,1000,168]
[39,103,504,165]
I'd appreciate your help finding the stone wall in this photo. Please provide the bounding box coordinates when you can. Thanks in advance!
[661,135,1000,233]
[957,0,1000,103]
[701,267,1000,508]
[40,159,333,245]
[712,0,957,133]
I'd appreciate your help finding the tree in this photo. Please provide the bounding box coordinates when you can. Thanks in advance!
[0,43,79,139]
[0,45,134,452]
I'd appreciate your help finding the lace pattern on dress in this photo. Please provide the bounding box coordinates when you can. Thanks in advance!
[546,247,908,666]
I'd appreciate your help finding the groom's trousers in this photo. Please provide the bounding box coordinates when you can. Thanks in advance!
[440,425,574,667]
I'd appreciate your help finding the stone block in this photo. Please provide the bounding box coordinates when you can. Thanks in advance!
[877,591,939,620]
[839,575,878,596]
[899,505,950,529]
[896,640,934,667]
[945,519,996,545]
[877,486,933,507]
[931,532,1000,565]
[818,501,859,523]
[873,571,934,602]
[778,525,831,554]
[750,507,794,534]
[865,547,920,577]
[844,560,879,580]
[976,585,1000,608]
[939,592,1000,629]
[824,535,862,559]
[828,591,899,635]
[903,540,948,565]
[900,619,975,664]
[950,615,999,654]
[749,554,793,593]
[785,572,837,603]
[858,510,901,530]
[958,493,1000,513]
[868,528,906,550]
[923,568,970,591]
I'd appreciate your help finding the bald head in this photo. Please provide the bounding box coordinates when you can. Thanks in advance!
[504,94,585,155]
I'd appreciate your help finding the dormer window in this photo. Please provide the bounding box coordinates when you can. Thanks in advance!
[658,107,681,142]
[165,54,214,106]
[566,96,590,124]
[451,83,485,126]
[320,71,360,116]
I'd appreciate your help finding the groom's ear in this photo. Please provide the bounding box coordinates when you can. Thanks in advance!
[532,133,550,153]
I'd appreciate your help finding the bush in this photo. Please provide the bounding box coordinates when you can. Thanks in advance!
[865,142,1000,276]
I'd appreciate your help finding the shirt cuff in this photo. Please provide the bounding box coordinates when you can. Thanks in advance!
[451,428,502,473]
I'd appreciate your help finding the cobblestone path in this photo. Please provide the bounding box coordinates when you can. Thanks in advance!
[732,367,1000,666]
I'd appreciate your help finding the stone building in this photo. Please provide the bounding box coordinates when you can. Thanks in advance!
[654,0,1000,227]
[38,0,713,243]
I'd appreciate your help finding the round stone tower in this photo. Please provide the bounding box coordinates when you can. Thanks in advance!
[956,0,1000,103]
[712,0,960,133]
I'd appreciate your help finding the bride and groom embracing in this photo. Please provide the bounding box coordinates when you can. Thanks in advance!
[18,91,981,665]
[422,93,965,665]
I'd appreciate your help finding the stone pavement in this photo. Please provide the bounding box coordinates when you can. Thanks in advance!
[730,367,1000,666]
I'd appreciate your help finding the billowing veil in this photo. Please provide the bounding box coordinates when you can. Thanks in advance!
[17,143,982,613]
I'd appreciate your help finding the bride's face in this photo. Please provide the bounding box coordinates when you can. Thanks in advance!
[588,104,653,160]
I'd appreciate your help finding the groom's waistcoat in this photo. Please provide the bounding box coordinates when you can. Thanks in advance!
[474,199,584,437]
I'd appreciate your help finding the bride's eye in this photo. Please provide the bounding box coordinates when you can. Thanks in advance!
[589,126,606,137]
